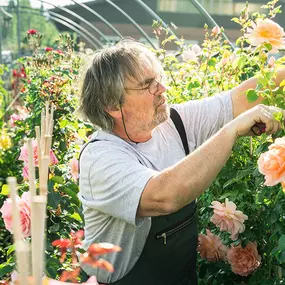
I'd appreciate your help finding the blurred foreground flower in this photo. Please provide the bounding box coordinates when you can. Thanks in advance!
[210,199,248,240]
[0,191,31,238]
[197,229,228,262]
[245,19,285,53]
[227,242,261,276]
[258,137,285,186]
[19,140,58,180]
[69,158,79,181]
[0,131,12,150]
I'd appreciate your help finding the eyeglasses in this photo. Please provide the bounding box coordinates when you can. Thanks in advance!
[125,75,164,95]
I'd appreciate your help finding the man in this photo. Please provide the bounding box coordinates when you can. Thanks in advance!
[78,39,284,285]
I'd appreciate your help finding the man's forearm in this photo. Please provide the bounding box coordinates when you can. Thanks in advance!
[139,123,237,216]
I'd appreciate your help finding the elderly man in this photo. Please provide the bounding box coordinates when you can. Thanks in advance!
[78,39,284,285]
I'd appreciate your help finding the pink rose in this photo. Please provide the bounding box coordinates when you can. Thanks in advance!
[210,199,248,240]
[22,165,29,181]
[227,242,261,276]
[197,229,229,262]
[258,137,285,186]
[69,158,79,181]
[9,114,22,127]
[181,44,201,62]
[0,192,31,238]
[245,19,285,53]
[268,56,275,68]
[212,26,221,35]
[19,140,59,167]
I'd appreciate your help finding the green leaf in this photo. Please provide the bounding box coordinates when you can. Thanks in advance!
[246,89,259,103]
[264,43,272,51]
[50,176,65,185]
[235,55,247,69]
[48,192,62,209]
[59,119,68,128]
[7,244,15,256]
[277,235,285,251]
[0,184,9,195]
[49,223,60,233]
[70,212,82,222]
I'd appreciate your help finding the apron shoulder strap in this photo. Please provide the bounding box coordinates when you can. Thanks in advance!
[170,108,189,156]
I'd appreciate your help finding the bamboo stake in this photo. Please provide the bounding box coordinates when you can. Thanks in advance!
[8,177,29,285]
[39,155,50,196]
[36,126,41,172]
[31,195,47,285]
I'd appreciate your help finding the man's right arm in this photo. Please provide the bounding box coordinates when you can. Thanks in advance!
[137,104,282,217]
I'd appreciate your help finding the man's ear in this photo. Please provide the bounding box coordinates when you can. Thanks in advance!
[105,106,121,119]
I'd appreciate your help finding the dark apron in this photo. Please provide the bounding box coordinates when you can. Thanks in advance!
[104,201,197,285]
[82,108,198,285]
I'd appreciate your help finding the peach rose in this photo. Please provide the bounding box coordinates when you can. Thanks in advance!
[19,140,58,166]
[197,229,229,262]
[0,191,31,238]
[69,158,79,181]
[258,137,285,186]
[227,242,261,276]
[245,19,285,53]
[210,199,248,240]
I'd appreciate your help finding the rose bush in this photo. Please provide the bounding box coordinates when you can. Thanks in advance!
[1,0,285,284]
[153,0,285,283]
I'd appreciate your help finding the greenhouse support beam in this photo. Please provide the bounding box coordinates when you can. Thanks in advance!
[105,0,156,49]
[189,0,234,50]
[71,0,124,39]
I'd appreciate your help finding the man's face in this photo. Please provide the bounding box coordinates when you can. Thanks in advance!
[121,67,169,133]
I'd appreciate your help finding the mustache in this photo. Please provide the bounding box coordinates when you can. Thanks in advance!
[154,95,167,107]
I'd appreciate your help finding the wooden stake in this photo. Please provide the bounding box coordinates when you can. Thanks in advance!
[7,177,29,285]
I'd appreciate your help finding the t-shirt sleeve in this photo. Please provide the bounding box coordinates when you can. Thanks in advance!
[79,141,158,226]
[173,91,233,147]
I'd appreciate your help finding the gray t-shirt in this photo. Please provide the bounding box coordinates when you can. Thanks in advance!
[78,92,233,283]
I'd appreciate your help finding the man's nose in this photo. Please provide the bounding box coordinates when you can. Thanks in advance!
[155,81,167,95]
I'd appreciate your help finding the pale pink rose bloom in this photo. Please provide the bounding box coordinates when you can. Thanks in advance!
[197,229,229,262]
[19,140,59,166]
[191,44,202,55]
[212,26,221,35]
[245,19,285,53]
[268,56,275,67]
[0,191,31,238]
[258,137,285,186]
[210,199,248,240]
[9,114,22,127]
[182,50,197,62]
[227,242,261,276]
[69,158,79,181]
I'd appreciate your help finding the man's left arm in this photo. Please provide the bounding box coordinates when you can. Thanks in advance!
[231,68,285,118]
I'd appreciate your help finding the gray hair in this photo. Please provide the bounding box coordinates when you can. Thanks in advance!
[79,39,163,131]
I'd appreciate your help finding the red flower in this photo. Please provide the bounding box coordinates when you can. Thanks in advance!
[56,49,64,54]
[45,47,53,52]
[12,69,18,77]
[52,238,71,249]
[88,242,122,257]
[27,29,37,35]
